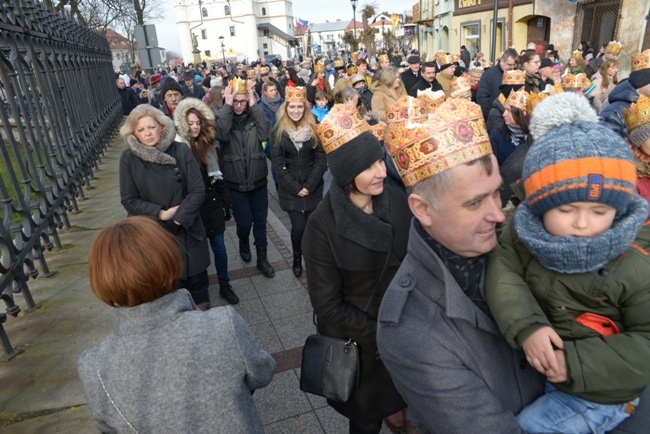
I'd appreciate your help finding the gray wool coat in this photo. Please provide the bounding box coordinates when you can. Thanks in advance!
[377,221,650,433]
[78,289,275,434]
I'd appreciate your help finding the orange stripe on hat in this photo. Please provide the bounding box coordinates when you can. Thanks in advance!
[528,182,637,207]
[524,157,637,198]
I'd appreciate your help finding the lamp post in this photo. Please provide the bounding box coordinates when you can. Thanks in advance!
[219,35,226,64]
[382,22,385,50]
[350,0,358,41]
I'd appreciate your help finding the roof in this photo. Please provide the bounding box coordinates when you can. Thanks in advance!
[105,29,136,50]
[310,21,350,33]
[370,19,393,28]
[257,23,298,46]
[346,20,364,30]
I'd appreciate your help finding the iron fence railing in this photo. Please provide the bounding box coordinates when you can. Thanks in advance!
[0,0,121,360]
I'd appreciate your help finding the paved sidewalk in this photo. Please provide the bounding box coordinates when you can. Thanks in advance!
[0,136,395,433]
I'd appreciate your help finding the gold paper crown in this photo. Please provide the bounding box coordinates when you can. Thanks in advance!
[304,57,312,63]
[624,95,650,133]
[483,61,492,68]
[417,92,446,120]
[259,66,270,75]
[347,65,358,75]
[450,76,471,96]
[505,88,528,112]
[384,98,493,188]
[229,77,248,94]
[351,52,359,61]
[451,53,460,63]
[631,49,650,72]
[246,69,256,78]
[384,96,428,149]
[314,63,325,74]
[378,54,389,63]
[572,50,583,60]
[527,91,548,115]
[370,122,386,141]
[606,41,622,55]
[285,86,307,103]
[502,70,526,86]
[469,67,484,86]
[334,59,345,68]
[561,73,589,90]
[316,104,372,155]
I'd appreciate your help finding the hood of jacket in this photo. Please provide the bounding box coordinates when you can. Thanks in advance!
[173,97,215,142]
[607,80,638,105]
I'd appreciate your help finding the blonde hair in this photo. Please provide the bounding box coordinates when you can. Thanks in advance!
[273,100,319,148]
[120,104,173,138]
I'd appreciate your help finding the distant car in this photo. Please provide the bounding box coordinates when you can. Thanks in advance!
[264,54,282,63]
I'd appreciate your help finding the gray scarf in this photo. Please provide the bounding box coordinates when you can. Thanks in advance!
[124,122,177,165]
[514,195,649,274]
[261,93,283,113]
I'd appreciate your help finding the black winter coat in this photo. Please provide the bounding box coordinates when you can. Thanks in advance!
[476,63,504,119]
[199,167,232,237]
[118,88,140,116]
[408,77,443,98]
[271,132,327,213]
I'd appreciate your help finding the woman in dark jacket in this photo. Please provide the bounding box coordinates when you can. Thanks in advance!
[174,98,238,305]
[119,104,210,307]
[271,87,327,277]
[520,50,543,93]
[304,103,411,434]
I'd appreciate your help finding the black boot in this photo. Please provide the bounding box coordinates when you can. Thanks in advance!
[256,246,275,278]
[291,237,303,277]
[219,280,239,305]
[239,237,252,263]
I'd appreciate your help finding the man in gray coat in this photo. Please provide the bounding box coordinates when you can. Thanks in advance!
[376,98,650,433]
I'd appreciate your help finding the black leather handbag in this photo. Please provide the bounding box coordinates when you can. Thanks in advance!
[299,241,393,403]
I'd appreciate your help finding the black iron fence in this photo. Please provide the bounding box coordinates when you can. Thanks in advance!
[0,0,121,360]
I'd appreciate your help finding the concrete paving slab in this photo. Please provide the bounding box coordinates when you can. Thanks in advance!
[260,288,312,321]
[263,411,325,434]
[273,312,316,350]
[251,268,303,296]
[254,370,313,425]
[249,321,284,354]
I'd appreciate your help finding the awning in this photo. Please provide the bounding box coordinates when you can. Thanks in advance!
[257,23,299,47]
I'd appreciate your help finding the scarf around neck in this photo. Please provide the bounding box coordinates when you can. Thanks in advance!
[261,93,283,113]
[329,181,393,252]
[506,124,527,148]
[125,121,177,165]
[514,195,649,274]
[287,125,312,151]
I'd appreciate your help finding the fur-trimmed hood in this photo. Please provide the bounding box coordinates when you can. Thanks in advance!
[173,98,216,142]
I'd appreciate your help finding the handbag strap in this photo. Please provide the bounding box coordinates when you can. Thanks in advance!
[362,230,394,313]
[96,358,140,433]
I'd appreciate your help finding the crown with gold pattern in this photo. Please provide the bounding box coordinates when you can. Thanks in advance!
[606,41,622,55]
[624,95,650,134]
[303,57,312,64]
[229,77,248,94]
[469,67,484,86]
[505,88,528,112]
[572,50,583,60]
[370,122,386,141]
[384,96,428,150]
[502,70,526,86]
[246,69,256,78]
[417,92,446,118]
[334,59,345,68]
[285,86,307,103]
[316,104,373,155]
[378,54,389,63]
[483,60,492,68]
[451,53,460,63]
[527,91,548,115]
[450,76,471,98]
[561,73,590,90]
[384,98,493,188]
[259,66,270,75]
[314,59,325,74]
[351,52,359,62]
[347,65,358,75]
[631,49,650,72]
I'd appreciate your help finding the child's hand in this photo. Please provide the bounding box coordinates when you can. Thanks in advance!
[521,326,564,375]
[545,349,568,383]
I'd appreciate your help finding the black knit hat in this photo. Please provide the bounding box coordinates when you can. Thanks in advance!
[160,78,183,99]
[327,131,383,186]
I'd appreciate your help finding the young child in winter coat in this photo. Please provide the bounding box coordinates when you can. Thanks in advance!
[486,93,650,434]
[311,91,329,123]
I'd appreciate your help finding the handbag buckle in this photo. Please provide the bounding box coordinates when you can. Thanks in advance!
[344,339,356,353]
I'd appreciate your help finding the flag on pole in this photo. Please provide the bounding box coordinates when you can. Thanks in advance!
[297,18,309,27]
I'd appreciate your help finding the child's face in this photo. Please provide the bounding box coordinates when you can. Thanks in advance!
[543,202,616,237]
[315,98,327,108]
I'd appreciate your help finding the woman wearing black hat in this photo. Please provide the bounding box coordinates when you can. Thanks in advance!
[303,104,411,434]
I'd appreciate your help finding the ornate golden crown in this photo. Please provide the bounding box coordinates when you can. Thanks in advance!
[303,57,312,63]
[631,49,650,72]
[561,73,589,90]
[259,66,270,75]
[334,59,345,68]
[316,104,372,155]
[351,52,359,62]
[246,69,256,78]
[527,91,548,116]
[502,70,526,86]
[378,54,389,63]
[229,77,248,94]
[483,61,492,68]
[384,96,428,150]
[450,76,471,96]
[505,88,528,112]
[451,53,460,63]
[469,67,484,86]
[285,86,307,103]
[314,64,325,74]
[384,98,493,188]
[417,91,446,120]
[347,65,358,75]
[606,41,622,55]
[572,50,583,60]
[624,95,650,133]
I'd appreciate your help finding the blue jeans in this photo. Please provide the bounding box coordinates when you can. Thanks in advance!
[517,381,638,434]
[229,185,268,247]
[209,232,229,282]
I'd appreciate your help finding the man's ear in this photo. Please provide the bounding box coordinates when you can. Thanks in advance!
[408,194,433,228]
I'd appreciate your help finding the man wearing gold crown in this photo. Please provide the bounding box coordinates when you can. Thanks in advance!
[585,41,621,79]
[215,79,275,278]
[477,48,519,119]
[601,49,650,138]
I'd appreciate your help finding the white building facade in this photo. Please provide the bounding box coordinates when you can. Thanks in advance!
[175,0,297,63]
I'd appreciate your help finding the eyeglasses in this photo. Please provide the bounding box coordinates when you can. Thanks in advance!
[233,100,247,106]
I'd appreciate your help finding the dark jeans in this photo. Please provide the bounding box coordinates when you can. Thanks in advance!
[209,232,229,282]
[180,270,209,305]
[287,209,313,243]
[229,185,268,247]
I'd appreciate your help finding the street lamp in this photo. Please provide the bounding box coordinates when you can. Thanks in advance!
[350,0,358,41]
[382,22,385,50]
[219,35,226,64]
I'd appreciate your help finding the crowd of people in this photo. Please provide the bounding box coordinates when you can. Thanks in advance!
[85,41,650,433]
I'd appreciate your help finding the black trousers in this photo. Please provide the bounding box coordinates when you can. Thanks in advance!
[181,270,209,305]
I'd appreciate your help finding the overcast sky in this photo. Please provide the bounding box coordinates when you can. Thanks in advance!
[152,0,411,53]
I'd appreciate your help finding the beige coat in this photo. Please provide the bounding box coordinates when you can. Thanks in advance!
[371,84,407,122]
[590,71,616,112]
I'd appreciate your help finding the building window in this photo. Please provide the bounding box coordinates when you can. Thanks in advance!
[263,43,268,48]
[205,50,211,57]
[230,26,236,36]
[202,7,208,17]
[262,7,266,16]
[201,29,207,39]
[327,34,333,40]
[263,29,270,36]
[461,21,481,59]
[224,5,231,15]
[264,51,269,56]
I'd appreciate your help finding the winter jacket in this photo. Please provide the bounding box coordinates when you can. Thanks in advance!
[408,76,443,98]
[477,63,505,119]
[118,87,140,115]
[400,69,420,95]
[584,56,604,79]
[215,103,272,192]
[486,95,506,133]
[119,138,209,280]
[524,71,543,94]
[181,82,205,100]
[357,86,374,112]
[377,220,544,434]
[78,289,275,434]
[600,80,639,138]
[489,127,527,166]
[486,221,650,404]
[303,184,411,423]
[371,84,407,122]
[270,132,326,213]
[436,73,455,97]
[590,71,617,113]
